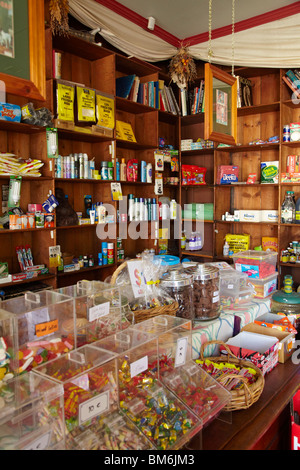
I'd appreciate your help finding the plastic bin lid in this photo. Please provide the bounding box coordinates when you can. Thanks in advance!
[153,255,180,266]
[272,289,300,305]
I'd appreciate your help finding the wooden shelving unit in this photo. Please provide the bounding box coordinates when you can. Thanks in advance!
[1,18,300,293]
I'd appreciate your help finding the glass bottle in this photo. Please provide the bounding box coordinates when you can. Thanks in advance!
[281,191,295,223]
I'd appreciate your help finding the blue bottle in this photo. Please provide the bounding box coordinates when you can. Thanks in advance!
[141,161,147,182]
[116,158,120,181]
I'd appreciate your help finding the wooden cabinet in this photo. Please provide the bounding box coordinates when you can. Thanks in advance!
[2,20,300,293]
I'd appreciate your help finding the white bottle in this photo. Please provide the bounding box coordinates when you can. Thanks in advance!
[170,199,177,219]
[83,153,89,179]
[223,240,229,257]
[146,163,152,183]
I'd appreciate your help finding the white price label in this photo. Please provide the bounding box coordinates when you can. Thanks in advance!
[88,301,110,322]
[130,356,148,378]
[175,337,188,367]
[23,430,52,450]
[79,390,110,425]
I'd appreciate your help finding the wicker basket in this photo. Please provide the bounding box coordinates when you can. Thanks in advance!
[199,340,265,412]
[111,260,178,323]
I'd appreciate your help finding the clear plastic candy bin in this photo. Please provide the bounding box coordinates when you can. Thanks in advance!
[33,344,118,450]
[95,327,202,450]
[0,290,75,374]
[130,315,193,373]
[232,250,277,279]
[161,361,231,427]
[0,310,17,381]
[73,410,154,450]
[0,371,64,450]
[54,281,131,348]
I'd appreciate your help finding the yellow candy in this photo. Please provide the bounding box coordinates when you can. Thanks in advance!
[0,368,6,380]
[18,350,23,360]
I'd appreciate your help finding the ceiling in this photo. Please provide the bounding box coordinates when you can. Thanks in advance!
[112,0,298,41]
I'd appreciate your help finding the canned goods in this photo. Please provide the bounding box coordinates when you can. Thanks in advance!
[283,124,290,133]
[35,212,44,228]
[283,133,290,142]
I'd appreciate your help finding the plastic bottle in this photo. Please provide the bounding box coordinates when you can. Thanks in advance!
[79,153,84,179]
[295,196,300,224]
[170,199,177,219]
[223,240,229,257]
[281,191,295,223]
[108,161,114,180]
[102,242,108,265]
[116,158,120,181]
[120,158,126,181]
[128,194,134,222]
[134,197,140,221]
[83,153,89,179]
[141,161,147,182]
[146,163,152,183]
[152,198,158,221]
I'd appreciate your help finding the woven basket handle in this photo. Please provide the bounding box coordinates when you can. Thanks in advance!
[110,261,128,285]
[199,340,238,361]
[217,373,254,408]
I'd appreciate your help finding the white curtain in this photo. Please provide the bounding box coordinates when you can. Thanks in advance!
[68,0,300,68]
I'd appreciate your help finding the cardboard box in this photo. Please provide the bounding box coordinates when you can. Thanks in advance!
[239,210,261,223]
[254,312,297,334]
[221,330,279,375]
[261,210,278,223]
[242,322,295,363]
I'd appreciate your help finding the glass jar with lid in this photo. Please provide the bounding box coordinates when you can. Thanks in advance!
[160,269,194,320]
[186,264,220,321]
[271,275,300,316]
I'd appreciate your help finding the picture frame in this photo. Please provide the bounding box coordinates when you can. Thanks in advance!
[204,63,237,145]
[0,0,46,101]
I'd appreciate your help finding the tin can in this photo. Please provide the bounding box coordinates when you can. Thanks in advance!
[35,212,44,228]
[283,133,290,142]
[107,242,114,264]
[283,124,290,134]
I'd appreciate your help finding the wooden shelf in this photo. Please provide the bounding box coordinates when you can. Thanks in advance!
[0,120,45,134]
[215,142,279,153]
[0,273,55,289]
[0,227,54,234]
[57,264,115,277]
[181,251,214,258]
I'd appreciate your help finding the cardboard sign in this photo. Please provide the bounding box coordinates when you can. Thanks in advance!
[35,319,58,337]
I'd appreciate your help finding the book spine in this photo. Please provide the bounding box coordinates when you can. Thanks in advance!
[286,70,300,90]
[283,76,300,98]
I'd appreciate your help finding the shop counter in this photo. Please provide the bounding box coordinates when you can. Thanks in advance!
[188,359,300,450]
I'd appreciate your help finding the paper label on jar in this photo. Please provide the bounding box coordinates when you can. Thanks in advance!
[228,284,234,289]
[175,336,188,367]
[79,390,110,425]
[213,291,220,303]
[130,356,148,378]
[88,301,110,322]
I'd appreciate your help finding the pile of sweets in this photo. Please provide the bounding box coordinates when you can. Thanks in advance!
[159,356,220,422]
[118,356,197,450]
[16,336,74,374]
[0,153,44,177]
[70,412,152,450]
[196,359,258,391]
[0,337,14,384]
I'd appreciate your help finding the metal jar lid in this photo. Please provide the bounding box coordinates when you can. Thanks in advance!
[186,264,219,280]
[161,269,193,288]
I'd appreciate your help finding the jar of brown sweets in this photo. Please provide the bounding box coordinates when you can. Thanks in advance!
[161,269,194,320]
[186,264,220,321]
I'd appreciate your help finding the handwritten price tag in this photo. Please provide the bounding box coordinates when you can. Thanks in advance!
[35,319,58,337]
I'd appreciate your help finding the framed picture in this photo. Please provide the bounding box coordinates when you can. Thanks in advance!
[204,63,237,145]
[0,0,46,101]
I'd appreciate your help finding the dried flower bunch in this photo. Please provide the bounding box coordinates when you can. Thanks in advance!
[49,0,70,36]
[169,45,197,89]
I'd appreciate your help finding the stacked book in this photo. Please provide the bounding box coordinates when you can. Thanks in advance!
[282,69,300,99]
[180,81,205,116]
[115,75,180,114]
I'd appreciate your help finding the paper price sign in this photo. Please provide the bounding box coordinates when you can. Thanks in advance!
[79,390,110,425]
[127,260,147,298]
[23,430,52,450]
[88,301,110,322]
[175,337,188,367]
